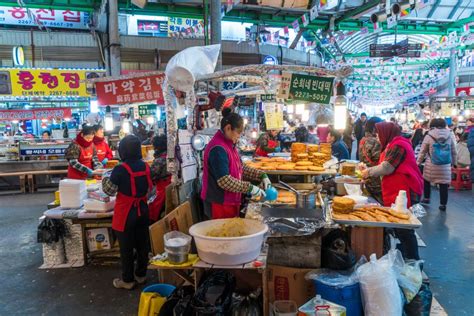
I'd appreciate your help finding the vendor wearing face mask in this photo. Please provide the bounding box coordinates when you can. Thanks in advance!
[93,124,113,167]
[65,125,101,179]
[201,108,271,219]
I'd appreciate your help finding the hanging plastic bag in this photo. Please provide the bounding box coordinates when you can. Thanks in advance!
[398,260,423,303]
[356,253,403,316]
[410,204,427,218]
[404,283,433,316]
[321,229,356,270]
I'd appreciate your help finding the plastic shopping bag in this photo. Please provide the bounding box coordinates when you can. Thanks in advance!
[398,260,423,303]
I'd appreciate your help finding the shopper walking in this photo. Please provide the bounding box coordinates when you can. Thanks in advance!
[201,108,270,219]
[93,124,113,167]
[417,119,457,211]
[102,135,152,290]
[354,112,368,160]
[65,125,101,180]
[361,122,423,260]
[358,117,383,203]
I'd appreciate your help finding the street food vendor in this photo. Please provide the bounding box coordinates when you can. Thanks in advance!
[102,135,153,290]
[149,134,171,223]
[41,130,52,141]
[361,122,423,260]
[65,125,101,180]
[255,129,280,157]
[328,128,350,161]
[201,108,271,219]
[93,124,113,167]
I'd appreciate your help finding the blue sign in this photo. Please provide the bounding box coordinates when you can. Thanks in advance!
[20,147,66,156]
[263,55,278,65]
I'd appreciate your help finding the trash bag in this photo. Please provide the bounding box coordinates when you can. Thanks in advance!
[158,285,194,316]
[398,260,423,303]
[191,270,236,315]
[404,283,432,316]
[231,288,262,316]
[321,229,356,270]
[37,218,68,244]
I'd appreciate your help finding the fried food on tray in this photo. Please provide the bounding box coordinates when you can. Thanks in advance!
[332,196,356,212]
[294,166,309,171]
[255,157,272,162]
[296,161,313,166]
[332,205,412,224]
[307,144,319,153]
[277,164,296,170]
[291,142,307,152]
[308,166,325,171]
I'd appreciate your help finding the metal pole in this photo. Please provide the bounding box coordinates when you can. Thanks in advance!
[108,0,121,77]
[448,48,457,97]
[210,0,222,70]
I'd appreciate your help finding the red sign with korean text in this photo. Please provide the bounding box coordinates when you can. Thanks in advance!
[455,87,474,96]
[95,74,165,106]
[0,108,72,121]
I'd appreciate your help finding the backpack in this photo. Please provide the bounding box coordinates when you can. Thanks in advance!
[429,134,451,165]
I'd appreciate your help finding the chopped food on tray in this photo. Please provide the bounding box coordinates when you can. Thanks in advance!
[205,218,249,237]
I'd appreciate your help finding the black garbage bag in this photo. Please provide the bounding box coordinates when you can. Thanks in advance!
[231,288,262,316]
[321,229,356,270]
[37,218,68,244]
[191,270,236,315]
[404,283,433,316]
[158,285,195,316]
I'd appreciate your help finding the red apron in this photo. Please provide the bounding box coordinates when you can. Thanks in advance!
[211,203,241,219]
[95,141,112,162]
[112,162,152,232]
[255,139,278,157]
[148,176,172,222]
[67,142,94,180]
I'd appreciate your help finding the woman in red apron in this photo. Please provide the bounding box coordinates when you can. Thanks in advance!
[149,134,171,223]
[255,130,281,157]
[201,108,270,219]
[361,122,423,260]
[93,124,113,167]
[65,125,101,179]
[102,135,152,290]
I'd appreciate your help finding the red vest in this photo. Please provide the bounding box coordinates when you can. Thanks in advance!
[380,136,423,207]
[255,139,278,157]
[67,141,94,180]
[148,153,171,222]
[95,140,112,162]
[112,162,152,232]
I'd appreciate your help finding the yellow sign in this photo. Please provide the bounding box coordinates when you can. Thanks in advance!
[0,68,105,97]
[264,103,284,130]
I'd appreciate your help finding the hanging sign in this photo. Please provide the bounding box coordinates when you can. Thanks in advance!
[263,55,278,65]
[95,74,165,106]
[455,86,474,96]
[260,94,276,102]
[464,100,474,109]
[0,6,90,29]
[263,103,284,130]
[278,72,334,104]
[0,108,72,121]
[168,17,203,35]
[0,68,104,97]
[138,104,157,116]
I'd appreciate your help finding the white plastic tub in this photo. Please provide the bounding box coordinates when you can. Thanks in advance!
[189,218,268,266]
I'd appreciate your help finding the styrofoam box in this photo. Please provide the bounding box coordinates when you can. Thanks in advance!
[86,228,111,252]
[84,197,116,213]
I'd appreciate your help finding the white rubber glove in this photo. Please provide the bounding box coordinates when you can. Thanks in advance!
[249,185,266,199]
[262,175,272,190]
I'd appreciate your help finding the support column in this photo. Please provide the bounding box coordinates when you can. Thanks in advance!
[210,0,222,70]
[108,0,121,77]
[448,49,457,97]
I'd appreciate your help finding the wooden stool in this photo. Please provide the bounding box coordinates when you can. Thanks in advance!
[451,167,472,191]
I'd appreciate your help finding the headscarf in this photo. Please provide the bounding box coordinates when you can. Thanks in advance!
[75,133,92,148]
[375,122,401,151]
[118,135,142,162]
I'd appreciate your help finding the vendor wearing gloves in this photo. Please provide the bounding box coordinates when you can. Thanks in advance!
[65,125,101,179]
[93,124,113,167]
[201,108,271,219]
[102,135,153,290]
[255,129,280,157]
[361,122,423,260]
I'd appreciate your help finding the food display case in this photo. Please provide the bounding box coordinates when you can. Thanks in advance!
[0,142,19,161]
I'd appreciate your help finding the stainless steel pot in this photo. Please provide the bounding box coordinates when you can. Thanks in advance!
[278,181,318,209]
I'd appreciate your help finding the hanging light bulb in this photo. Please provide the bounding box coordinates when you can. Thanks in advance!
[156,107,161,121]
[251,129,258,139]
[334,82,347,130]
[104,106,114,132]
[122,117,131,134]
[243,118,249,125]
[287,104,294,114]
[146,116,155,125]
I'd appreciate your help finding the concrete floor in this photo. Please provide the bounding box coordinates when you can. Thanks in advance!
[0,188,472,315]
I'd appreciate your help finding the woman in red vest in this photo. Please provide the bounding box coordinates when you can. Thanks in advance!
[93,124,113,167]
[255,130,280,157]
[201,108,271,219]
[361,122,423,260]
[149,134,171,223]
[65,125,101,179]
[102,135,153,290]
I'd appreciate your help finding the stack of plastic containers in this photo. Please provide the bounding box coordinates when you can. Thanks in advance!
[59,179,87,208]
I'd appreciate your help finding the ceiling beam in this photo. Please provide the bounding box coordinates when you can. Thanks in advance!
[427,0,441,19]
[448,0,463,19]
[338,20,448,35]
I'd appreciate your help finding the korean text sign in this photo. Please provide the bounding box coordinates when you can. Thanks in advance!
[278,72,334,104]
[168,17,203,35]
[0,108,72,121]
[95,74,165,106]
[0,68,105,97]
[0,6,89,29]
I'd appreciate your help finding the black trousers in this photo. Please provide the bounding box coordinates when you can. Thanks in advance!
[114,206,150,283]
[423,179,449,205]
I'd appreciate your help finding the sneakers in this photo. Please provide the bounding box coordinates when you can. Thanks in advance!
[439,205,447,212]
[113,278,135,290]
[135,275,147,284]
[421,198,430,204]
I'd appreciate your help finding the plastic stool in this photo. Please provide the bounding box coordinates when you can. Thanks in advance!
[451,167,472,191]
[143,284,176,297]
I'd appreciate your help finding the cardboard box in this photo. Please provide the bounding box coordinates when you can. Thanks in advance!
[266,265,314,308]
[149,201,194,255]
[86,228,111,252]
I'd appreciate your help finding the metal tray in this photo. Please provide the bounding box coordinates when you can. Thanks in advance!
[331,207,422,229]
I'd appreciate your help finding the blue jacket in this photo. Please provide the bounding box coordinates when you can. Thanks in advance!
[467,129,474,181]
[332,140,350,161]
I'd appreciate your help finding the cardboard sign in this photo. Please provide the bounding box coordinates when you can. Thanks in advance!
[95,74,165,106]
